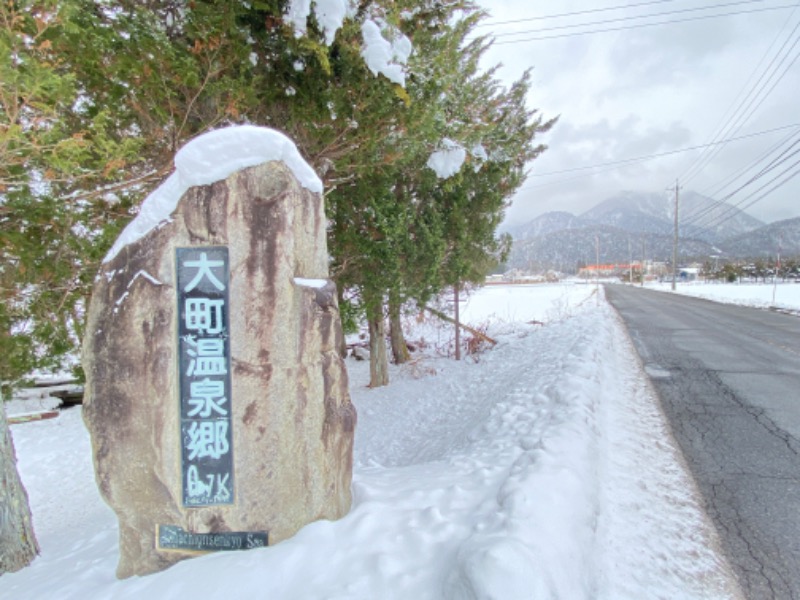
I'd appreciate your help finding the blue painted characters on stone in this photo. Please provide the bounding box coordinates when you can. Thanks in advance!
[176,247,234,506]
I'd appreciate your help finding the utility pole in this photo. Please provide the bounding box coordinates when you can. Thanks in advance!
[641,237,646,287]
[595,234,600,304]
[628,238,633,284]
[773,233,783,306]
[669,179,681,291]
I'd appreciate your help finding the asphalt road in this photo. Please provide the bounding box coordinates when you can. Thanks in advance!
[605,285,800,600]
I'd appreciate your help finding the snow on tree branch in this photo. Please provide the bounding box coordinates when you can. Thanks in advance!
[360,19,412,87]
[427,139,489,180]
[285,0,412,86]
[285,0,356,46]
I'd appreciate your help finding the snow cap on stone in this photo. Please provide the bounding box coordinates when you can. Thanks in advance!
[104,125,322,264]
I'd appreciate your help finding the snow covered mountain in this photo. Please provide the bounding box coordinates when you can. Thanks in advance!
[579,191,764,243]
[505,191,781,272]
[509,224,715,273]
[503,211,591,241]
[717,216,800,258]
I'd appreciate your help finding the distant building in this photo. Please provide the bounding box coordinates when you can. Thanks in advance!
[578,263,642,279]
[679,267,701,282]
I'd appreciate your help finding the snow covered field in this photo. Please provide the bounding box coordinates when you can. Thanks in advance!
[2,283,744,599]
[648,280,800,312]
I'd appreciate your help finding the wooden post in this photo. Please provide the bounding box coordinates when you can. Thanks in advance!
[671,179,680,291]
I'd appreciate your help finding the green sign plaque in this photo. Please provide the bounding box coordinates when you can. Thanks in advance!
[157,525,268,553]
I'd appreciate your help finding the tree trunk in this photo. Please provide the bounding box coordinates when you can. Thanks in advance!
[388,293,410,365]
[0,402,39,575]
[336,285,348,359]
[454,281,461,361]
[366,301,389,388]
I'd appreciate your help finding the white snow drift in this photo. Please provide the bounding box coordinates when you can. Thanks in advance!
[1,283,743,599]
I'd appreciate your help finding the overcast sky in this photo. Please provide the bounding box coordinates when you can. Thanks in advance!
[474,0,800,227]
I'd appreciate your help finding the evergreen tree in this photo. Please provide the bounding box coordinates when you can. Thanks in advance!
[328,8,555,380]
[1,0,417,390]
[2,0,555,393]
[1,1,144,394]
[322,1,482,385]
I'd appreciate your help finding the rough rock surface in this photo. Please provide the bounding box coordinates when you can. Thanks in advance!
[0,404,39,575]
[82,161,355,578]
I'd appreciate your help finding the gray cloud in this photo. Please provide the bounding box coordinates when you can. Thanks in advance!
[476,0,800,226]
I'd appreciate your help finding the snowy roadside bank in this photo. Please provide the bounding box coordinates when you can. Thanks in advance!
[647,280,800,313]
[1,285,741,599]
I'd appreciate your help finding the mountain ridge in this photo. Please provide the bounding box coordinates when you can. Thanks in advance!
[504,191,798,273]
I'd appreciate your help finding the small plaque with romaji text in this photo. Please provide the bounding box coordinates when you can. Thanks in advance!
[157,525,267,553]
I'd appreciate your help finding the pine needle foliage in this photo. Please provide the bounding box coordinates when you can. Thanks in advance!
[1,0,556,393]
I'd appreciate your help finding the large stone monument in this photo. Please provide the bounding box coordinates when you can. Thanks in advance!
[82,126,356,578]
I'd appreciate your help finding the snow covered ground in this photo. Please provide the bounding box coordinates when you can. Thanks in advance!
[647,280,800,313]
[2,283,745,599]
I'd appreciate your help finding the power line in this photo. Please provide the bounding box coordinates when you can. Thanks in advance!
[477,0,677,28]
[524,122,800,180]
[672,7,800,229]
[492,4,797,44]
[666,132,800,238]
[701,121,800,200]
[679,13,800,186]
[692,158,800,231]
[707,134,800,196]
[730,161,800,215]
[515,123,800,239]
[683,130,800,226]
[641,2,800,236]
[491,0,765,39]
[682,43,800,186]
[480,4,800,234]
[682,135,800,230]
